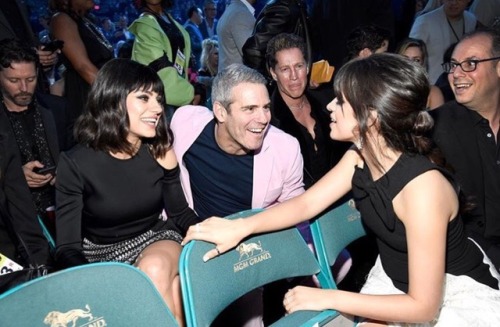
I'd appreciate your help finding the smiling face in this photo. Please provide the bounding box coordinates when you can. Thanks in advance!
[270,47,308,101]
[126,88,163,145]
[0,61,37,112]
[214,82,271,155]
[448,34,500,112]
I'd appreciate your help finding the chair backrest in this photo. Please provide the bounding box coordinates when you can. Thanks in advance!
[0,262,178,327]
[311,198,367,289]
[180,209,331,327]
[38,215,56,251]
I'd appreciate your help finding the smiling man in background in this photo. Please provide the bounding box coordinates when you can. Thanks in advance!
[431,28,500,272]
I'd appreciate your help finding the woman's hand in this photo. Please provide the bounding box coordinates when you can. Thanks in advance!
[283,286,333,313]
[182,217,248,262]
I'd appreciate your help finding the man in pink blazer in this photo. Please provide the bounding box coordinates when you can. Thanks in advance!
[171,63,304,327]
[171,65,304,216]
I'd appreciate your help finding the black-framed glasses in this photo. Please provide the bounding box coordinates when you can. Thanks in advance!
[442,56,500,73]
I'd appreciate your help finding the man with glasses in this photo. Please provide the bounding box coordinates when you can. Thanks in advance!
[431,28,500,272]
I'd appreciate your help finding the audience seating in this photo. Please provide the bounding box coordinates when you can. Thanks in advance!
[311,198,367,289]
[0,262,178,326]
[179,209,340,327]
[38,215,56,251]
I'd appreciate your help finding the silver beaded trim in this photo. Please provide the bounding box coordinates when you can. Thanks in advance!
[82,229,182,264]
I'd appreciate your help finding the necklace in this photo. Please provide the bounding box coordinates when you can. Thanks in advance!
[446,16,465,42]
[288,96,307,111]
[81,16,114,53]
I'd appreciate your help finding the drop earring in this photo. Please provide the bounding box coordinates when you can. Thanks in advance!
[355,137,364,150]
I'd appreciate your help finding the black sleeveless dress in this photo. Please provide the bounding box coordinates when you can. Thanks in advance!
[351,153,498,292]
[62,14,113,123]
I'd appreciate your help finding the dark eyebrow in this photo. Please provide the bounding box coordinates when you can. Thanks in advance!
[450,56,480,62]
[241,101,271,110]
[241,104,258,110]
[137,88,155,95]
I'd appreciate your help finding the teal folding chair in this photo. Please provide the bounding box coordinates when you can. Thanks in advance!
[311,198,367,289]
[38,215,56,251]
[0,262,178,327]
[179,209,340,327]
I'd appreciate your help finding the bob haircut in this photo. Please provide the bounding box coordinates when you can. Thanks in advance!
[212,63,267,111]
[75,58,172,158]
[334,53,433,172]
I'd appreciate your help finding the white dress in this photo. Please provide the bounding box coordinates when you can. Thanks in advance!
[358,244,500,326]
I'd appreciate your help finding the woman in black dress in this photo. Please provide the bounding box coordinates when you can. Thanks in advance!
[55,59,198,326]
[49,0,114,123]
[182,54,500,325]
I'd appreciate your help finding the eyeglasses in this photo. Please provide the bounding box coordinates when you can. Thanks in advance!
[442,56,500,73]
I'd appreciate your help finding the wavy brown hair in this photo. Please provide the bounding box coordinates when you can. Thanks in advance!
[75,59,173,158]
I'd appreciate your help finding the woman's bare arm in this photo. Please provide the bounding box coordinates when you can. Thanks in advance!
[50,13,99,85]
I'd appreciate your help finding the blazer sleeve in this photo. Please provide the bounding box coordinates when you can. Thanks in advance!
[185,24,202,55]
[130,16,194,107]
[232,11,256,58]
[0,126,51,266]
[277,136,305,203]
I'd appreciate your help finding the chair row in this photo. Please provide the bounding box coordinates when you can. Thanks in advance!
[0,198,365,327]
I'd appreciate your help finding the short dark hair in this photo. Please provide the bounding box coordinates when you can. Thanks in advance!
[265,33,308,72]
[345,25,391,61]
[334,53,432,172]
[187,6,200,19]
[460,28,500,57]
[0,38,38,71]
[134,0,173,10]
[75,59,173,158]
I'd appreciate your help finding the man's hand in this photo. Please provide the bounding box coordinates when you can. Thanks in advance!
[23,161,54,188]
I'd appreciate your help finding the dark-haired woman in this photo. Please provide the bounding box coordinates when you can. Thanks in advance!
[182,54,500,325]
[49,0,113,123]
[55,59,198,326]
[129,0,195,120]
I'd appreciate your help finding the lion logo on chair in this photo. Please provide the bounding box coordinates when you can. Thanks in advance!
[43,304,93,327]
[236,241,263,260]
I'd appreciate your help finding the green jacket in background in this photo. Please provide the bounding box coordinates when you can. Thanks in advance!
[129,13,194,107]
